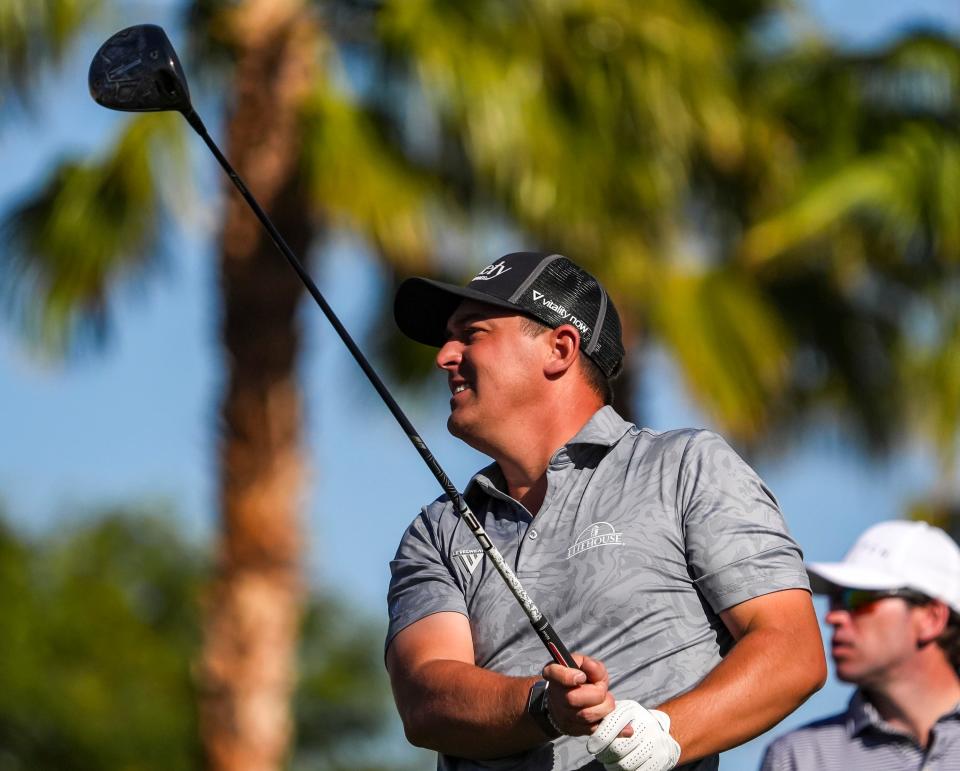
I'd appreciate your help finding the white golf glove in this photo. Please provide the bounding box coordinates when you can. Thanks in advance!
[586,700,681,771]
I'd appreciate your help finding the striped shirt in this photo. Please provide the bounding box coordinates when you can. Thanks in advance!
[760,691,960,770]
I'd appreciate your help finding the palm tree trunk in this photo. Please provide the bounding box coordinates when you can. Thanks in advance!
[198,3,318,769]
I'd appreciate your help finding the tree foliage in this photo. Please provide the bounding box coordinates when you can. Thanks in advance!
[741,31,960,468]
[3,0,957,462]
[0,0,102,113]
[0,504,407,770]
[332,1,960,468]
[0,507,203,770]
[1,113,188,356]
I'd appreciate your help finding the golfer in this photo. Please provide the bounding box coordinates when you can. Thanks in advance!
[761,520,960,770]
[386,252,826,770]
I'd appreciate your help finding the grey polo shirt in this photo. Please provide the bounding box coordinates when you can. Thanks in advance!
[760,691,960,770]
[387,407,810,771]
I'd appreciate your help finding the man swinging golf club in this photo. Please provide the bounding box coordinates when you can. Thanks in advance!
[385,251,827,770]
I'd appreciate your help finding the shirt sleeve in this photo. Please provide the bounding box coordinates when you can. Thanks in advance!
[385,504,469,651]
[677,430,810,613]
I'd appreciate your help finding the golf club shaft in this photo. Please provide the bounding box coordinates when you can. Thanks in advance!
[183,108,577,669]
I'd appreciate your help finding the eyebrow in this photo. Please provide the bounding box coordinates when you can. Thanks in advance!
[445,311,495,338]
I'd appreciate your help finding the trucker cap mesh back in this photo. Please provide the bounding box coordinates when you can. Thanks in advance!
[511,257,624,377]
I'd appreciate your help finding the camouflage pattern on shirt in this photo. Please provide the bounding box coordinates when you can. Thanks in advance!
[387,407,810,771]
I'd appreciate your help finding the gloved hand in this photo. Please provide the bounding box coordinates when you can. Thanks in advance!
[586,699,681,771]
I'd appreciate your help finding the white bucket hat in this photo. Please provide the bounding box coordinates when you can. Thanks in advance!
[807,520,960,614]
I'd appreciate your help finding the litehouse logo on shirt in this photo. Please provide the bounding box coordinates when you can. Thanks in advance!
[566,522,624,559]
[454,548,484,575]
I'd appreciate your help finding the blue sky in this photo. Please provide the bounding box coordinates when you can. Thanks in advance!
[1,2,959,769]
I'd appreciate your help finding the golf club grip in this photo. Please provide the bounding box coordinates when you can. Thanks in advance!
[534,619,577,668]
[182,110,581,669]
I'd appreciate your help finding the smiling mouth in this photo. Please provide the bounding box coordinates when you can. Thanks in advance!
[452,384,470,395]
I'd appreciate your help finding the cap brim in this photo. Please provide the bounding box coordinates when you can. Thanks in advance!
[806,562,906,594]
[393,277,524,347]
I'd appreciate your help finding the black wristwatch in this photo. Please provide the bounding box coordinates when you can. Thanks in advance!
[526,680,562,739]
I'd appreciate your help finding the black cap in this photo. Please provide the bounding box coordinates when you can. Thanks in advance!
[393,252,625,378]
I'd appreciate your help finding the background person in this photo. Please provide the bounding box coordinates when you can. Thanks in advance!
[385,251,826,770]
[760,519,960,770]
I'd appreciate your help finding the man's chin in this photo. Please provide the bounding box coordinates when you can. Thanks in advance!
[447,415,492,455]
[447,414,473,444]
[832,661,864,685]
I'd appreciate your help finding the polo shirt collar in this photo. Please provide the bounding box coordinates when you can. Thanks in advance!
[846,689,960,738]
[467,463,511,502]
[565,405,634,448]
[846,691,878,738]
[465,406,633,499]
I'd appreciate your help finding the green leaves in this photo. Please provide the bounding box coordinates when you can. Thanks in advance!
[734,31,960,457]
[0,504,407,771]
[902,294,960,474]
[0,0,102,110]
[1,113,189,357]
[366,0,794,435]
[300,75,437,274]
[650,266,790,440]
[743,123,960,269]
[380,0,744,237]
[0,507,204,770]
[363,2,960,464]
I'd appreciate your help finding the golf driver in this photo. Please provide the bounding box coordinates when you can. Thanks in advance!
[89,24,577,669]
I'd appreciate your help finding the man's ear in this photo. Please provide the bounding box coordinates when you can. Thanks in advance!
[915,600,951,647]
[544,325,580,377]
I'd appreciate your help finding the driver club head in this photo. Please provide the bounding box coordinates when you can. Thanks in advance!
[89,24,192,114]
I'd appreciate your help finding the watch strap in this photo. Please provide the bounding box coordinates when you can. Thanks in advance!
[526,679,562,739]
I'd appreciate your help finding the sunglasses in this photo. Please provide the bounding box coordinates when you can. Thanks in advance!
[827,588,930,614]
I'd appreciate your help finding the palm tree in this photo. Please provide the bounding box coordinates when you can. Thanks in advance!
[355,0,807,437]
[190,6,443,762]
[3,1,436,767]
[738,31,960,470]
[190,4,318,766]
[367,0,959,466]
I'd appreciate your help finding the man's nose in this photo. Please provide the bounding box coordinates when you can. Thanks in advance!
[824,608,848,628]
[436,340,463,370]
